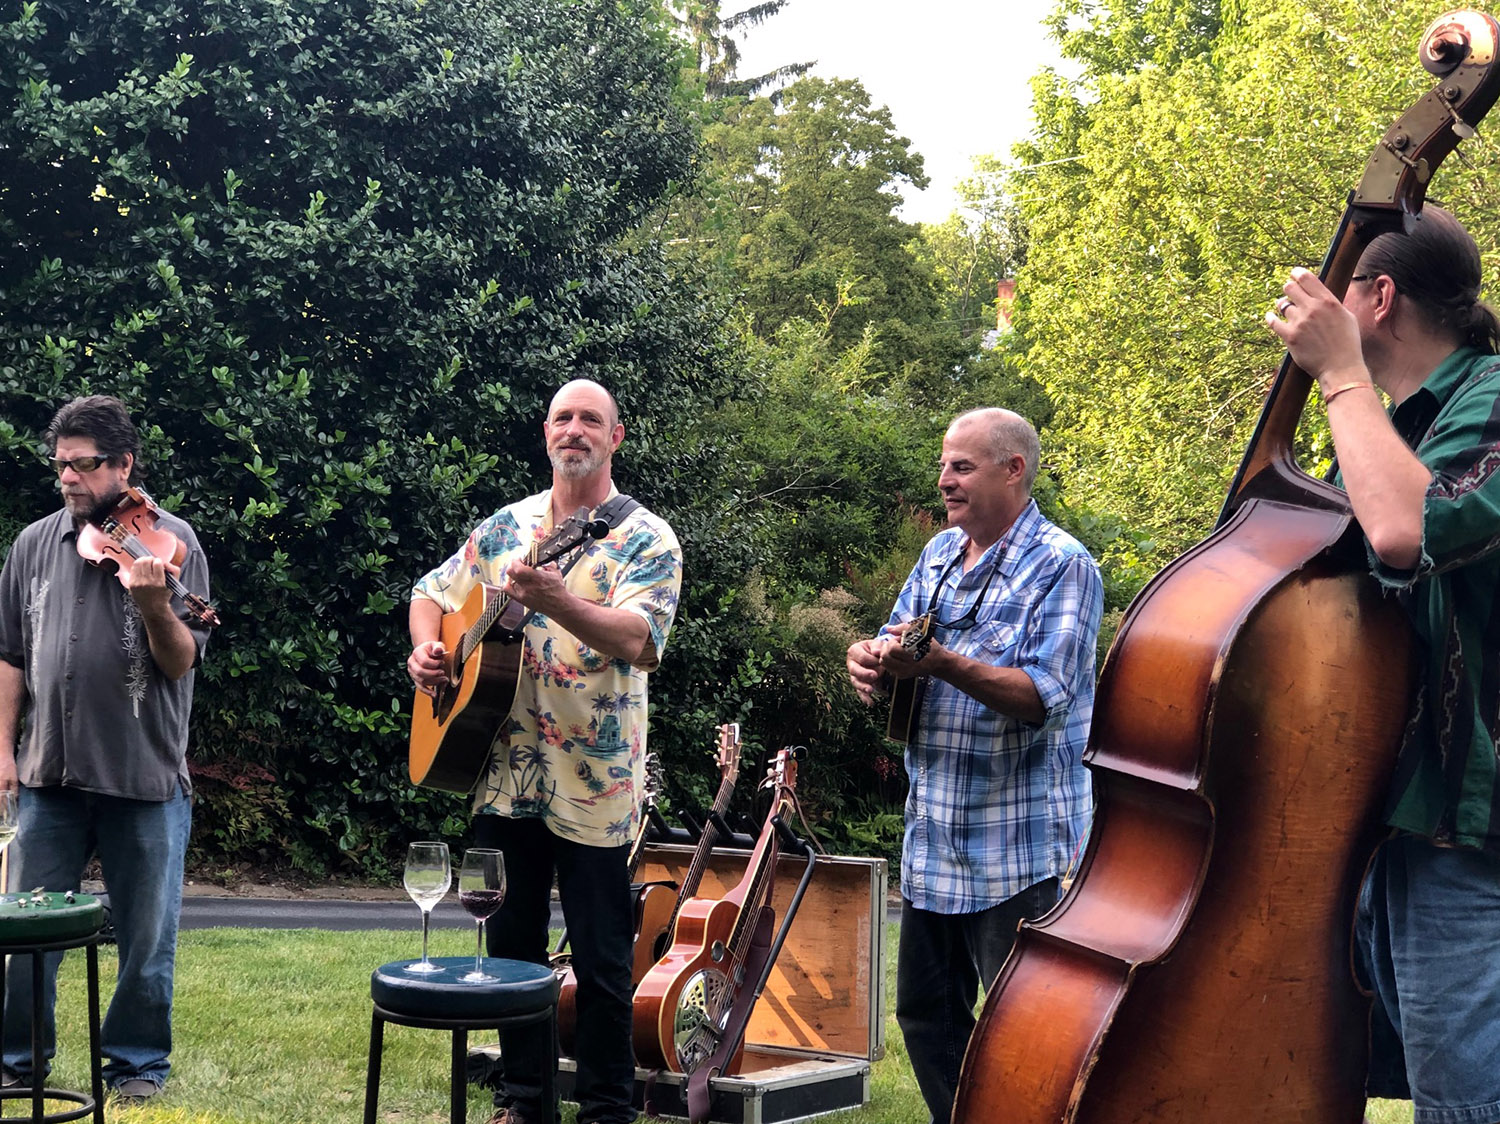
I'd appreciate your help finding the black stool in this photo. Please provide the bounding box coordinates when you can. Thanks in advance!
[0,892,105,1124]
[364,956,559,1124]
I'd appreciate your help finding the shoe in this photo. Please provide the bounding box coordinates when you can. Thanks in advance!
[0,1069,24,1089]
[485,1110,523,1124]
[111,1079,161,1101]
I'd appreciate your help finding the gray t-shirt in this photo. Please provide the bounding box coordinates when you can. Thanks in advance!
[0,505,211,801]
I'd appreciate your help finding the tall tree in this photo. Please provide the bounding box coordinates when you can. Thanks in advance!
[669,75,960,372]
[1012,0,1500,560]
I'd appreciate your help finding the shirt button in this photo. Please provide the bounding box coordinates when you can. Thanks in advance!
[65,673,73,681]
[76,597,84,605]
[70,634,78,641]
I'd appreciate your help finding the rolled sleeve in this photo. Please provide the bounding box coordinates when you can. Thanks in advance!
[1015,554,1104,731]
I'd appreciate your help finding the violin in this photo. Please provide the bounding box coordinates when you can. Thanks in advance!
[76,486,220,627]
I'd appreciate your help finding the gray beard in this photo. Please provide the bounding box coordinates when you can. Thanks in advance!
[550,448,604,479]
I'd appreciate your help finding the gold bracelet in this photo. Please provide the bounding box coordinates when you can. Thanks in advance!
[1323,381,1375,404]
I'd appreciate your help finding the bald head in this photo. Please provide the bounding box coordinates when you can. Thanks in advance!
[948,408,1040,493]
[549,379,619,430]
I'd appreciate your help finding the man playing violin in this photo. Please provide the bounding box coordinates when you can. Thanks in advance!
[845,408,1103,1124]
[407,379,681,1124]
[0,394,210,1101]
[1268,206,1500,1124]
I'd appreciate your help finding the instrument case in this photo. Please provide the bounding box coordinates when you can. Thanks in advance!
[561,845,888,1123]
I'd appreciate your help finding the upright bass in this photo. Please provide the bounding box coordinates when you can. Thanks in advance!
[953,11,1500,1124]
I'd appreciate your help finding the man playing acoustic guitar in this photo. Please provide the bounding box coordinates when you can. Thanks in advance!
[845,407,1103,1124]
[407,379,682,1124]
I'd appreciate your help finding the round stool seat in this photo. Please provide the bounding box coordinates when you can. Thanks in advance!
[0,893,104,946]
[371,958,559,1022]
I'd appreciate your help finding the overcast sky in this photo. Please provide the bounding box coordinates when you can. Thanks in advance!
[732,0,1066,225]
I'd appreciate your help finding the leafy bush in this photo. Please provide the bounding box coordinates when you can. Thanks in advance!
[0,0,735,874]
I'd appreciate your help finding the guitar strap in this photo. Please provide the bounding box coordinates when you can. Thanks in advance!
[510,494,640,636]
[594,492,640,528]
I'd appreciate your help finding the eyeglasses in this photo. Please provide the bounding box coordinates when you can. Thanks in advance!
[50,454,114,475]
[927,546,1005,631]
[1350,275,1375,283]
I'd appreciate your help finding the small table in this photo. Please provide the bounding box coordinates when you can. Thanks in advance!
[0,891,105,1124]
[364,956,559,1124]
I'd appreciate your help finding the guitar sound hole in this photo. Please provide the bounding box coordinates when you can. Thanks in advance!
[673,967,734,1074]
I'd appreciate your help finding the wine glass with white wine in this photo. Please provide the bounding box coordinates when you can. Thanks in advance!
[0,789,18,903]
[402,841,451,974]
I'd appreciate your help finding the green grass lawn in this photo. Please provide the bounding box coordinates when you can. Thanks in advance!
[29,923,1413,1123]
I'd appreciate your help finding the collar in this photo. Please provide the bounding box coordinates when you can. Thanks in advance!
[926,498,1039,578]
[527,484,621,531]
[1391,346,1497,446]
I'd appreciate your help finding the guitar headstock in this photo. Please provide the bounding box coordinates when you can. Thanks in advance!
[762,745,800,797]
[536,506,611,567]
[716,722,742,787]
[901,612,936,662]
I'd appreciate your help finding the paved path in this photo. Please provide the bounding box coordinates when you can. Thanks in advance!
[178,897,555,931]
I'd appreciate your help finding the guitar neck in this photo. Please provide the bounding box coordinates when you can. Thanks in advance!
[459,536,551,658]
[665,774,737,932]
[722,791,788,965]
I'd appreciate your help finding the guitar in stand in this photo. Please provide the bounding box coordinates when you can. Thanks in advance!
[407,508,608,793]
[884,612,935,744]
[641,722,743,968]
[631,747,800,1075]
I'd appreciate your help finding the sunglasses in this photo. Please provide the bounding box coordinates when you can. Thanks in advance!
[50,454,115,475]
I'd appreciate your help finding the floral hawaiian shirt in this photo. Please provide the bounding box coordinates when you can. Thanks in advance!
[411,488,681,847]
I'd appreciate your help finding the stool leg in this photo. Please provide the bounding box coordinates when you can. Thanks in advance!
[449,1029,467,1124]
[86,944,102,1124]
[541,1011,557,1124]
[29,952,42,1122]
[363,1012,385,1124]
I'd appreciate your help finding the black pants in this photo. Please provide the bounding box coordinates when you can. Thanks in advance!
[474,815,635,1124]
[894,878,1060,1124]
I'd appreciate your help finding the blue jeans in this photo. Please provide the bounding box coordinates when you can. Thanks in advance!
[1356,834,1500,1124]
[895,879,1060,1124]
[475,814,635,1124]
[2,784,191,1090]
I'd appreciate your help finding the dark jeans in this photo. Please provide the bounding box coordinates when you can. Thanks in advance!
[895,878,1060,1124]
[474,815,635,1124]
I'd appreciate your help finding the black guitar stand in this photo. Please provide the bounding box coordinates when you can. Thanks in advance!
[682,816,819,1124]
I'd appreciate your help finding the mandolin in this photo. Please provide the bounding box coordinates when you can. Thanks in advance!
[631,746,797,1074]
[408,509,608,793]
[884,613,935,744]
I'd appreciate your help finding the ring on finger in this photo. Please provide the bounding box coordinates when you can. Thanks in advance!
[1276,297,1293,315]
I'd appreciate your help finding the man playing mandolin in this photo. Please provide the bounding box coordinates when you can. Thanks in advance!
[1268,206,1500,1124]
[844,408,1103,1124]
[0,395,210,1101]
[407,379,681,1124]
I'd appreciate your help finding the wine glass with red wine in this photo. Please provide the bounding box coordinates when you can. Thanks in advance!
[457,847,506,982]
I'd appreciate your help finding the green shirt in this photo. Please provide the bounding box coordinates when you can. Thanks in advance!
[1369,346,1500,849]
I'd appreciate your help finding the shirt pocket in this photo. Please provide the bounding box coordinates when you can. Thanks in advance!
[970,618,1021,661]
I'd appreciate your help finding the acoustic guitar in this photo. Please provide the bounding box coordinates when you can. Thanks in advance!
[631,747,798,1074]
[557,726,743,1055]
[408,509,608,793]
[638,722,743,973]
[884,612,935,744]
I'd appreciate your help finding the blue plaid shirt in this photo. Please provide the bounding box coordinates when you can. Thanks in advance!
[884,500,1102,913]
